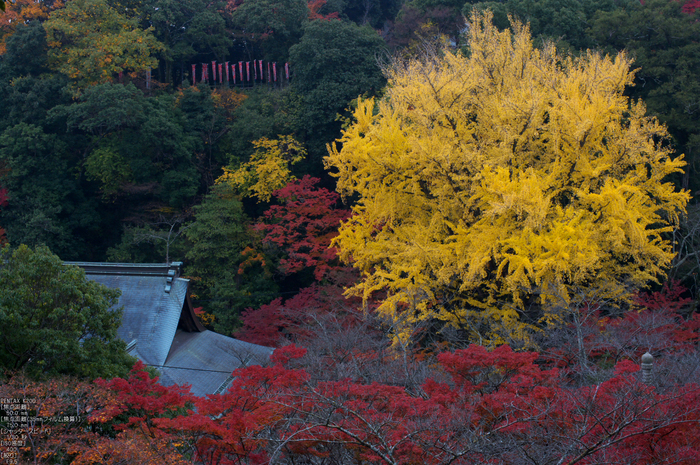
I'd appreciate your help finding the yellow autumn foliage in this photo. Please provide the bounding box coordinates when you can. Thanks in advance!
[325,11,690,347]
[44,0,163,95]
[216,135,306,202]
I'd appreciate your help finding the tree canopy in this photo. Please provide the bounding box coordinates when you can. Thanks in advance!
[184,182,279,334]
[0,245,134,379]
[325,11,690,346]
[289,18,387,164]
[229,0,308,62]
[588,0,700,191]
[44,0,164,94]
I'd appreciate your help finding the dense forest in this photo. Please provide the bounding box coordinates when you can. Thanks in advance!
[2,0,700,337]
[2,0,700,463]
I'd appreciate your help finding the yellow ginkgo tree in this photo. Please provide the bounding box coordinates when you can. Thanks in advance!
[217,135,306,203]
[325,11,690,347]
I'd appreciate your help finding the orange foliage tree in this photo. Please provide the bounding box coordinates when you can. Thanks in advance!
[0,0,63,54]
[43,0,163,94]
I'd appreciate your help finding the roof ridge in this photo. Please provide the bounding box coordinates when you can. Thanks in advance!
[65,262,183,278]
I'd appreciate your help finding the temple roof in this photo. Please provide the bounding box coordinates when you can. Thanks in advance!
[66,261,273,396]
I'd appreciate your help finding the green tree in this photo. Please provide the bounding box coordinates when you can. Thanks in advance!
[0,20,49,79]
[53,83,200,207]
[229,0,308,62]
[44,0,164,94]
[289,19,387,165]
[174,84,235,185]
[0,245,134,380]
[148,0,231,85]
[184,183,279,334]
[0,21,71,132]
[0,122,101,259]
[0,24,108,260]
[325,12,689,347]
[330,0,403,28]
[225,87,302,163]
[412,0,466,9]
[464,0,632,51]
[588,0,700,191]
[106,215,189,264]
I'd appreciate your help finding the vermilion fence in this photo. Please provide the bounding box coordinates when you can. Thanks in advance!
[191,60,290,87]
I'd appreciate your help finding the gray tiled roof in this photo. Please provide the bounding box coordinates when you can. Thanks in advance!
[88,273,187,367]
[66,261,273,396]
[160,330,273,397]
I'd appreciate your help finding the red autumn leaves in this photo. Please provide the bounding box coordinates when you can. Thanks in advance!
[4,339,700,464]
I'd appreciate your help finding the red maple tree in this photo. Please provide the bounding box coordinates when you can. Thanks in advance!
[254,175,350,281]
